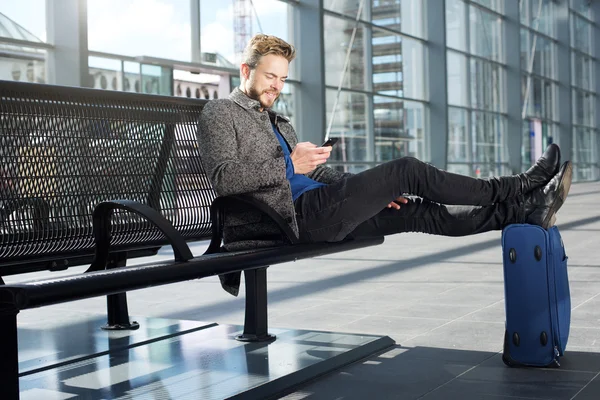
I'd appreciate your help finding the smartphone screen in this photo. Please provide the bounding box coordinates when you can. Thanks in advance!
[321,137,339,147]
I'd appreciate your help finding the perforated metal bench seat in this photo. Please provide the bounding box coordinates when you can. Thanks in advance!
[0,81,385,399]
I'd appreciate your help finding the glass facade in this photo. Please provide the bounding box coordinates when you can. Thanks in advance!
[446,0,509,178]
[569,1,599,181]
[520,0,559,175]
[324,0,427,173]
[0,0,599,181]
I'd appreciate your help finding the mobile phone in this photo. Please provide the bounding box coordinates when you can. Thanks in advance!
[321,137,339,147]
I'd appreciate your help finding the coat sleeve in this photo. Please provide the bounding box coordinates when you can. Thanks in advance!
[197,101,287,197]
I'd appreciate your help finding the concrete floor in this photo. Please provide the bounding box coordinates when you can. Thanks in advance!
[7,180,600,399]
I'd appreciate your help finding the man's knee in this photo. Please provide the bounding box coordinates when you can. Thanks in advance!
[392,156,421,172]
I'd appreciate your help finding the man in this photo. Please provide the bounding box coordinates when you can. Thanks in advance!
[198,34,572,294]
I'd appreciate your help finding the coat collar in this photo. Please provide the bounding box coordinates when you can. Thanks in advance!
[229,87,262,111]
[229,87,290,123]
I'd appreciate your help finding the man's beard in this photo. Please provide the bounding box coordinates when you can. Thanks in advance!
[248,86,279,108]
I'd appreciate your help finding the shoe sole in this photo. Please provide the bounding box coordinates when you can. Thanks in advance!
[541,161,573,229]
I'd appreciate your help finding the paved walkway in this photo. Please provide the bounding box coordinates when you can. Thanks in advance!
[9,181,600,399]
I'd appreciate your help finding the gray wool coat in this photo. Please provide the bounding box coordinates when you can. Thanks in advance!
[198,87,348,250]
[197,88,349,294]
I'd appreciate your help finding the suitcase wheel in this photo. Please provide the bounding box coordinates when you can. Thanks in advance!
[540,331,548,346]
[534,245,542,261]
[512,332,520,346]
[503,330,517,367]
[509,248,517,263]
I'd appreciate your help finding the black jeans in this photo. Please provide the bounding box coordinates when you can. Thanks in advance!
[294,157,524,243]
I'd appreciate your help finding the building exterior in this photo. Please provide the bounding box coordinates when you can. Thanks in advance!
[0,0,598,181]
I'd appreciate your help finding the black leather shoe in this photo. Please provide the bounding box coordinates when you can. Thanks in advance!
[523,161,573,229]
[519,143,561,194]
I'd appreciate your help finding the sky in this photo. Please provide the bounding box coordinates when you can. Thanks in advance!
[0,0,291,65]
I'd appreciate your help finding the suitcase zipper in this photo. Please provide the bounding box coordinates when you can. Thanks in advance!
[544,228,562,364]
[549,228,563,358]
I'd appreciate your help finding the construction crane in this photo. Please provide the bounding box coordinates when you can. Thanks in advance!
[233,0,252,64]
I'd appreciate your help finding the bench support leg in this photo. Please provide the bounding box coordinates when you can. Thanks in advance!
[102,253,139,331]
[0,307,20,399]
[236,267,276,342]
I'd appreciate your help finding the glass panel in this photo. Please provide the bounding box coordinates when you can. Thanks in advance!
[542,80,554,120]
[371,0,424,38]
[572,127,599,181]
[573,90,595,127]
[520,29,529,71]
[123,61,141,93]
[324,16,366,90]
[89,56,122,90]
[199,0,290,69]
[524,79,555,122]
[522,74,533,117]
[469,5,502,61]
[0,53,45,83]
[0,0,46,41]
[571,0,593,19]
[532,35,554,79]
[523,119,555,167]
[531,77,542,118]
[372,32,424,99]
[173,70,222,101]
[373,97,425,161]
[326,89,368,168]
[574,127,594,163]
[324,0,366,20]
[446,0,467,51]
[471,0,503,13]
[571,14,592,54]
[88,0,191,62]
[521,119,531,171]
[572,53,593,90]
[573,164,599,182]
[471,112,508,175]
[447,51,468,107]
[521,0,555,38]
[535,0,554,37]
[520,0,529,26]
[141,64,172,95]
[448,107,469,163]
[272,82,296,127]
[470,58,504,112]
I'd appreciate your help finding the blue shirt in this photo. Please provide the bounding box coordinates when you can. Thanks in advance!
[272,124,325,201]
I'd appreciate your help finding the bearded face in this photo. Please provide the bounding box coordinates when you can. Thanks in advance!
[241,54,288,110]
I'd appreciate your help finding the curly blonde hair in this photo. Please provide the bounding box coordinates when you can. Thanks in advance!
[242,34,296,69]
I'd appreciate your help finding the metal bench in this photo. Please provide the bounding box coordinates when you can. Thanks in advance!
[0,81,388,399]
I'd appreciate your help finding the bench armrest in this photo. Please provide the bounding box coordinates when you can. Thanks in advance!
[87,200,193,272]
[206,194,299,255]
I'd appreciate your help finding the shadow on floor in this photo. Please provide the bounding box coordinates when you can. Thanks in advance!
[281,345,600,400]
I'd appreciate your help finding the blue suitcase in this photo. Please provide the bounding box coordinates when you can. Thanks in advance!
[501,224,571,368]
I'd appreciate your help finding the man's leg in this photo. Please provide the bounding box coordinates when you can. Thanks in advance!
[294,162,523,242]
[347,197,522,240]
[294,157,570,243]
[359,148,558,208]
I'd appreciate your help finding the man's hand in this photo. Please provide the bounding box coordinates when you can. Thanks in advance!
[387,196,408,210]
[290,142,332,174]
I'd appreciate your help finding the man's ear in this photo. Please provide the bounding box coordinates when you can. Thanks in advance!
[240,63,251,80]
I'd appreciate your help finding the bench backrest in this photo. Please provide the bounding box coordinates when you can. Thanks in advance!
[0,81,214,275]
